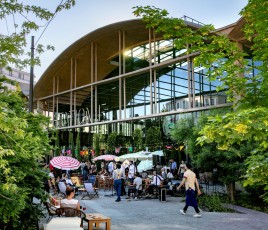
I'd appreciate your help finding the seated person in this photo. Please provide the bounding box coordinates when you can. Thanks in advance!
[60,173,78,193]
[60,187,80,210]
[126,173,143,199]
[148,171,163,195]
[98,167,109,176]
[167,169,174,182]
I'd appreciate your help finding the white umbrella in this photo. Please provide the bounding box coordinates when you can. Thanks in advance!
[115,152,150,162]
[148,150,164,158]
[93,154,117,161]
[137,159,153,172]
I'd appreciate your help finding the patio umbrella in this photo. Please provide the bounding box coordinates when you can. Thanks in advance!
[115,152,150,162]
[93,154,117,161]
[50,156,80,170]
[137,159,153,172]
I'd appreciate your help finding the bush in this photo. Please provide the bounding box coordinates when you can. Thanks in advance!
[198,194,230,212]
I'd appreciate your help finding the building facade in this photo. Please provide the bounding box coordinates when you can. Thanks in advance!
[33,17,254,146]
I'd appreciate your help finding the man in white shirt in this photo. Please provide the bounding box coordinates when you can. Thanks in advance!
[108,161,114,176]
[128,161,136,183]
[148,171,163,196]
[126,173,143,199]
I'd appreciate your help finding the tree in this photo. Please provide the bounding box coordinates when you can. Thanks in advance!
[0,79,51,229]
[132,128,143,150]
[0,0,76,69]
[0,1,77,228]
[133,2,268,203]
[107,132,117,153]
[197,107,268,201]
[145,126,162,151]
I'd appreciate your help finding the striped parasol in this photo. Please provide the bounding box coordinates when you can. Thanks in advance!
[50,156,80,170]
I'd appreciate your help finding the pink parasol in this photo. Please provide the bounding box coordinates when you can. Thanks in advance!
[50,156,80,170]
[93,154,117,161]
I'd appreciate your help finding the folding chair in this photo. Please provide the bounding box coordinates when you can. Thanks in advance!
[58,182,67,197]
[81,182,99,200]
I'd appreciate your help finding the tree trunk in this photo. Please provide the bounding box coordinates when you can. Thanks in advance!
[226,182,235,201]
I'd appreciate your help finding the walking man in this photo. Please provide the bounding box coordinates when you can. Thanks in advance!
[177,163,202,218]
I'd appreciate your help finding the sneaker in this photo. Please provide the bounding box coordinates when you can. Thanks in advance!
[193,213,201,218]
[180,210,186,215]
[134,197,138,200]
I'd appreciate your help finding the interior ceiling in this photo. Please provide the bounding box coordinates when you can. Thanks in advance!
[34,18,247,111]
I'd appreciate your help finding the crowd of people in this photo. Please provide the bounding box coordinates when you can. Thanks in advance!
[46,157,202,218]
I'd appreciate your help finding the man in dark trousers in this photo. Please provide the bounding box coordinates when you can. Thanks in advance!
[177,163,202,218]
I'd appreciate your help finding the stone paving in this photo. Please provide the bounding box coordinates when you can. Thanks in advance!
[41,189,268,230]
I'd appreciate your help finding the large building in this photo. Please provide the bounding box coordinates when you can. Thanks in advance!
[0,67,31,96]
[33,17,254,146]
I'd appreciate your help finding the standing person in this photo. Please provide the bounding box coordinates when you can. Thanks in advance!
[170,159,177,174]
[112,163,124,202]
[177,163,202,218]
[108,161,114,176]
[128,161,136,183]
[120,162,126,195]
[179,160,186,179]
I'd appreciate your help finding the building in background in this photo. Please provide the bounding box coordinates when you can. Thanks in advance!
[33,17,254,147]
[0,66,32,97]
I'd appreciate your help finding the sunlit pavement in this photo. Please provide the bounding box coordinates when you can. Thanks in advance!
[70,189,268,230]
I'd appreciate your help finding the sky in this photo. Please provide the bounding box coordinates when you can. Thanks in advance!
[4,0,248,80]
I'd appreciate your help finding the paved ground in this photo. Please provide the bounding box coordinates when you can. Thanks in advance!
[42,189,268,230]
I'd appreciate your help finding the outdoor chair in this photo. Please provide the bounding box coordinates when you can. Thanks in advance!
[43,202,58,223]
[81,182,99,200]
[58,182,67,197]
[55,207,86,227]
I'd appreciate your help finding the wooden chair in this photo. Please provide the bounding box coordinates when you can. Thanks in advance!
[81,182,99,200]
[55,207,86,227]
[43,202,58,223]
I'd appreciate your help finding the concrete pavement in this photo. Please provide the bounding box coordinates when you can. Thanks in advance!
[72,189,268,230]
[40,190,268,230]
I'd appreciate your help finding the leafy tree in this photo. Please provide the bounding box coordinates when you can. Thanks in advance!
[133,2,268,203]
[197,107,268,201]
[0,79,51,229]
[145,126,162,151]
[0,1,77,228]
[93,133,100,156]
[107,132,117,152]
[0,0,76,69]
[75,129,81,160]
[170,116,195,159]
[132,128,143,150]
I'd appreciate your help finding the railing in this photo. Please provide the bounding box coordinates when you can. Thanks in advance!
[181,15,205,26]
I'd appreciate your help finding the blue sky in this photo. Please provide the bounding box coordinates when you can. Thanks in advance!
[19,0,248,79]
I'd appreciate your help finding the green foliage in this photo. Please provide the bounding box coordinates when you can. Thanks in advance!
[93,133,100,156]
[75,130,81,160]
[145,126,162,151]
[240,0,268,107]
[132,128,143,150]
[198,194,230,212]
[0,0,76,69]
[107,132,117,152]
[0,78,51,228]
[133,6,247,104]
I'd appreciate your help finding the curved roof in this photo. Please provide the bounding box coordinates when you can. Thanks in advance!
[34,19,202,101]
